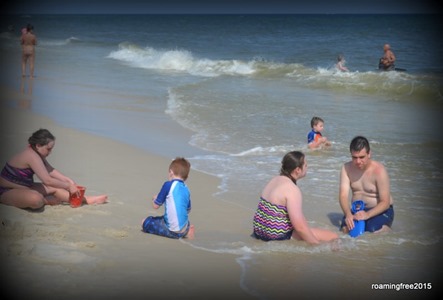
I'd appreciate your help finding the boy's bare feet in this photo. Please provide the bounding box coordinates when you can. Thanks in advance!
[185,224,195,239]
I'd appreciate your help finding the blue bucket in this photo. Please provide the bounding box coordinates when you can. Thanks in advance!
[349,200,365,238]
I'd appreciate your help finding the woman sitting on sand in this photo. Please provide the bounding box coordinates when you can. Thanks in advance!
[252,151,338,244]
[0,129,107,210]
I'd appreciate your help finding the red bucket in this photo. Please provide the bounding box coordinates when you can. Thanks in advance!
[69,185,86,208]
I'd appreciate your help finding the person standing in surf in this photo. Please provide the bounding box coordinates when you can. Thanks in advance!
[378,44,396,71]
[21,24,37,78]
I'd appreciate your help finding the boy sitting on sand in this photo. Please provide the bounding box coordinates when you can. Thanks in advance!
[141,157,195,239]
[307,116,332,149]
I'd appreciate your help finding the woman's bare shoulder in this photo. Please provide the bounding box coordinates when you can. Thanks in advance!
[8,147,38,167]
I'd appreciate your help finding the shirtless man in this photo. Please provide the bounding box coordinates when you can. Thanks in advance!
[21,24,37,77]
[379,43,396,71]
[339,136,394,234]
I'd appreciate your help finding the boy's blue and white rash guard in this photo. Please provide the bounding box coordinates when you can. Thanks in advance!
[154,179,191,232]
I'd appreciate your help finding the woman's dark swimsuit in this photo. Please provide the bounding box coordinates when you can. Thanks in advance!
[0,163,35,196]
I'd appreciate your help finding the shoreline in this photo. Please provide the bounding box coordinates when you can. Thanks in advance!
[0,96,255,299]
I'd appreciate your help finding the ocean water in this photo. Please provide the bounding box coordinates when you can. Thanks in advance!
[1,14,442,297]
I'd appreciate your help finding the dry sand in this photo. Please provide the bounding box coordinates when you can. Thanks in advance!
[0,89,255,299]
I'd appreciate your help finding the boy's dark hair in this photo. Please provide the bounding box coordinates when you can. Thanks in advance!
[170,157,191,181]
[350,136,370,153]
[310,116,324,128]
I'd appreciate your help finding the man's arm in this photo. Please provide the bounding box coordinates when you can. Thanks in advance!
[388,51,396,64]
[339,164,354,230]
[339,165,351,215]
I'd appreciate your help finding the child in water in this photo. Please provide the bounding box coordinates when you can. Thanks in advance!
[307,116,332,149]
[336,54,349,72]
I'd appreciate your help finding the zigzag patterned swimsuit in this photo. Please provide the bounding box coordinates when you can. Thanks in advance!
[253,197,293,241]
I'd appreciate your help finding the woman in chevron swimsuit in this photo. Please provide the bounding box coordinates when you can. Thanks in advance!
[253,151,338,244]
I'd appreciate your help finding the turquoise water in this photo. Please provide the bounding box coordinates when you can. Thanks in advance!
[1,14,442,297]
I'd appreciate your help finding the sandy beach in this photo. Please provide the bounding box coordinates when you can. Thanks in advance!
[0,86,255,299]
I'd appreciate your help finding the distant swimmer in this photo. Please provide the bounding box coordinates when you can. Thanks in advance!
[378,44,396,71]
[336,54,349,72]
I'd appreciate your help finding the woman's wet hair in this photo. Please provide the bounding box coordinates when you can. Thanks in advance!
[28,129,55,147]
[280,151,305,184]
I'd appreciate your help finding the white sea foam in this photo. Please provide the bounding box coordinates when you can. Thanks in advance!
[108,43,256,77]
[37,36,80,47]
[231,145,293,157]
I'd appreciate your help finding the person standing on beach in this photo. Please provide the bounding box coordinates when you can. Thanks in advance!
[307,116,332,149]
[378,44,396,71]
[142,157,195,239]
[339,136,394,234]
[21,23,37,78]
[0,129,108,210]
[253,151,338,244]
